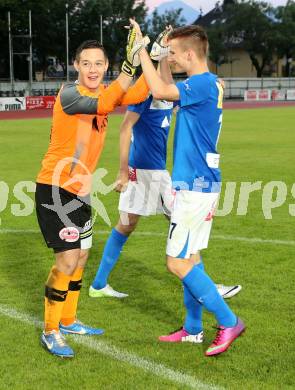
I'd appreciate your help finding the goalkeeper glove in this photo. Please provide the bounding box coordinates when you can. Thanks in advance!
[121,60,136,77]
[150,26,173,62]
[121,25,150,77]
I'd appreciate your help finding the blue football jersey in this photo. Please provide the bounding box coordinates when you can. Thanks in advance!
[172,72,223,193]
[128,95,173,170]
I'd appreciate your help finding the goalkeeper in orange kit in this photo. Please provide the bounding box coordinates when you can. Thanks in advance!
[35,26,150,358]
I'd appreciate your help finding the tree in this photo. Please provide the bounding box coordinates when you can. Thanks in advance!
[207,25,229,74]
[275,0,295,76]
[0,0,147,79]
[145,8,186,42]
[0,0,82,79]
[224,0,276,77]
[69,0,147,73]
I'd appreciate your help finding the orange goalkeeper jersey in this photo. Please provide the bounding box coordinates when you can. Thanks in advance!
[36,76,149,195]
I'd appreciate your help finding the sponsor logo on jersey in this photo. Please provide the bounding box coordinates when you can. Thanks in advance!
[59,227,79,242]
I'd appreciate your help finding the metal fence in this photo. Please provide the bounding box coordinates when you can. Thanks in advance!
[0,77,295,99]
[219,77,295,99]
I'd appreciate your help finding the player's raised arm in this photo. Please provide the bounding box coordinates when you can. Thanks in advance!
[98,25,149,113]
[159,57,174,85]
[115,110,140,192]
[150,26,174,85]
[130,19,179,101]
[116,24,149,90]
[119,74,150,105]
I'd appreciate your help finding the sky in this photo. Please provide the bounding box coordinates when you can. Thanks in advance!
[145,0,289,15]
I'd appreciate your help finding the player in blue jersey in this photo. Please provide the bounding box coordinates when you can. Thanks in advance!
[89,30,241,305]
[89,95,241,299]
[129,20,245,356]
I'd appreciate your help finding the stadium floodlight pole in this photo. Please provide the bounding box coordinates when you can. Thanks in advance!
[66,3,69,81]
[29,10,33,95]
[8,11,14,93]
[100,15,103,45]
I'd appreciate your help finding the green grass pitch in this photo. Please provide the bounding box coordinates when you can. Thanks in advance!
[0,107,294,389]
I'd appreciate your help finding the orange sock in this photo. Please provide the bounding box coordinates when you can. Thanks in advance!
[60,267,84,326]
[44,265,71,333]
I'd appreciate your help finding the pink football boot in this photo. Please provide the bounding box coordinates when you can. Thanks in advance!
[206,317,245,356]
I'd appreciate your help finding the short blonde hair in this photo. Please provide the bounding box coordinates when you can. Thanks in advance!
[168,25,209,58]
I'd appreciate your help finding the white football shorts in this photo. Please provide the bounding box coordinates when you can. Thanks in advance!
[119,168,174,216]
[166,190,219,259]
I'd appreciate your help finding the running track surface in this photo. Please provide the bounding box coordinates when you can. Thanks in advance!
[1,100,295,120]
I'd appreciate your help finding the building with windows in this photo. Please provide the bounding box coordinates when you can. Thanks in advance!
[194,0,294,77]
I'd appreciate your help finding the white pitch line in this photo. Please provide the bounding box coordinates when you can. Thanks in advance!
[212,234,295,246]
[0,228,295,246]
[0,305,221,390]
[0,228,40,234]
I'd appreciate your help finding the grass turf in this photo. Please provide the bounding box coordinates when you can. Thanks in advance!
[0,107,294,389]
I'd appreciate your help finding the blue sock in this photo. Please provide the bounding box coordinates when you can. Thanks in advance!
[92,228,128,290]
[183,262,204,335]
[183,265,237,327]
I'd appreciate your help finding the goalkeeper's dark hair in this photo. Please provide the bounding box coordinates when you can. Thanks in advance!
[75,40,108,61]
[168,25,209,59]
